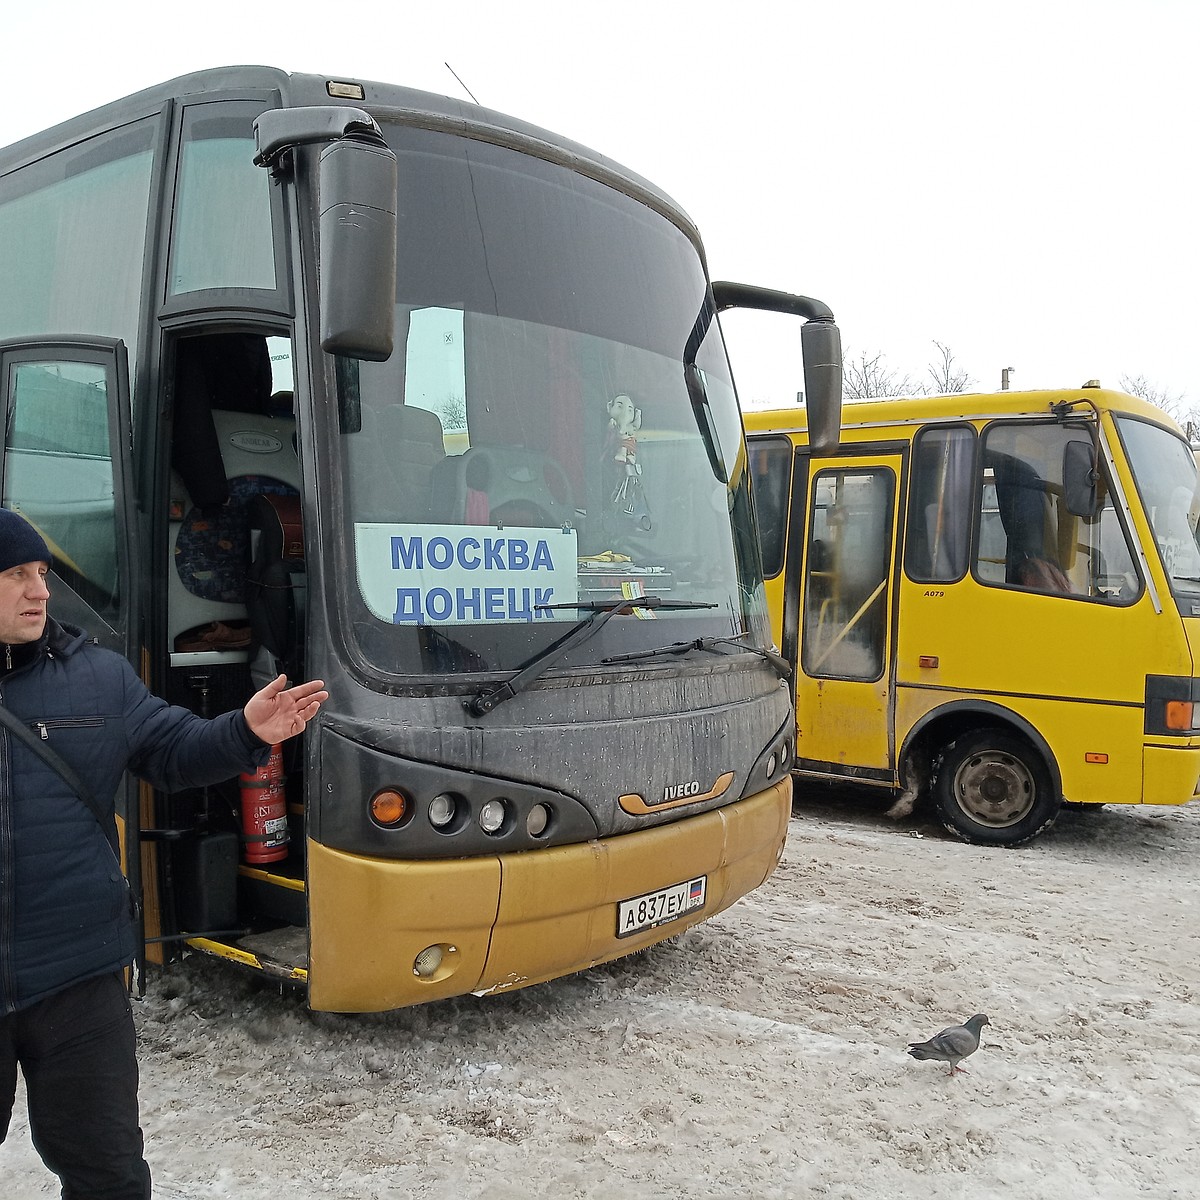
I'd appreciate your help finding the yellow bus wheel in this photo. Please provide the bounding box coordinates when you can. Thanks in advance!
[933,729,1060,847]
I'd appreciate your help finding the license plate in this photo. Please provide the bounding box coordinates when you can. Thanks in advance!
[616,875,707,938]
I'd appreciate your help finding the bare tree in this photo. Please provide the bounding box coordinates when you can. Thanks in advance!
[437,393,467,432]
[1120,374,1198,440]
[925,340,972,394]
[843,350,920,400]
[1120,373,1185,413]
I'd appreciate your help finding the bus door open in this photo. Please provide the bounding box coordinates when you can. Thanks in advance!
[747,435,796,661]
[157,329,307,973]
[0,337,143,968]
[795,454,902,782]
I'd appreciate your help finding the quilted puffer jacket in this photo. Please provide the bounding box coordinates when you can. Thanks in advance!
[0,619,267,1014]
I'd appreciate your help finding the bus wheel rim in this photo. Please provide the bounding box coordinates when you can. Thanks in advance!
[953,750,1035,828]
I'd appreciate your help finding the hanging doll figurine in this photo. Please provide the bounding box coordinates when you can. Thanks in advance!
[606,393,652,531]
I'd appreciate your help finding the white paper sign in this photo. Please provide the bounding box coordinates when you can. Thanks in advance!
[355,523,579,625]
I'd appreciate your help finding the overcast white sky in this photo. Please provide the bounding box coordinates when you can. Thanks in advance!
[4,0,1197,408]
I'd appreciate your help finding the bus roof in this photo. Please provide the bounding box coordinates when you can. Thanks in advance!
[0,64,700,251]
[744,385,1185,440]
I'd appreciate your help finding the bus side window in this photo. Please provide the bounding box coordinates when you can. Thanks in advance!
[747,437,792,579]
[1093,502,1140,601]
[0,118,157,373]
[905,425,974,583]
[802,468,893,681]
[3,358,120,616]
[976,423,1138,602]
[169,103,277,296]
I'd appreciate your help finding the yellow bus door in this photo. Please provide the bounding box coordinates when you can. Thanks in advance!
[794,454,902,781]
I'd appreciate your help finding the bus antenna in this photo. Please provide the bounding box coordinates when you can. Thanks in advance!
[445,63,480,105]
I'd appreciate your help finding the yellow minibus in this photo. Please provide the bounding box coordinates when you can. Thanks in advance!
[745,385,1200,845]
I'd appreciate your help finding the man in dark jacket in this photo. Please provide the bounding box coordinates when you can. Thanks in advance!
[0,507,327,1199]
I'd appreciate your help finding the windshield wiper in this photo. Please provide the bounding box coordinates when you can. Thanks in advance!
[464,596,717,717]
[600,631,792,680]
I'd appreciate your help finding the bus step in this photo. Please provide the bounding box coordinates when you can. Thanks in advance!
[238,925,308,971]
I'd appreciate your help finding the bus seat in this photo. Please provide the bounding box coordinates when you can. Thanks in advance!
[380,405,446,521]
[269,390,295,417]
[430,445,573,528]
[1014,555,1073,594]
[348,404,446,524]
[169,407,301,659]
[246,493,306,688]
[171,334,274,510]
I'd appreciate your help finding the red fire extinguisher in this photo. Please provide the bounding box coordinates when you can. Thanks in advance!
[239,743,290,864]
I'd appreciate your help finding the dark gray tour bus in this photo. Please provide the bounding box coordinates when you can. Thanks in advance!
[0,67,840,1010]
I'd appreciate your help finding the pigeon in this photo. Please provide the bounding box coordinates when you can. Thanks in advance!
[907,1014,990,1075]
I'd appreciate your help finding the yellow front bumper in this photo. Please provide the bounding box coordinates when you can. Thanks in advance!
[306,778,791,1012]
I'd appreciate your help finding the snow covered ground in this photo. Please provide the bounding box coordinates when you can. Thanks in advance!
[5,786,1200,1199]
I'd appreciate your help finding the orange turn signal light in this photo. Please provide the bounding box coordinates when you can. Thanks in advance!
[1165,701,1195,731]
[1084,752,1109,764]
[370,789,409,826]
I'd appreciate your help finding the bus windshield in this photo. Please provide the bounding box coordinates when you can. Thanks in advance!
[333,124,765,676]
[1116,416,1200,604]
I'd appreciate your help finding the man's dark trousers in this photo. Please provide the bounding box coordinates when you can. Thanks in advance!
[0,971,151,1199]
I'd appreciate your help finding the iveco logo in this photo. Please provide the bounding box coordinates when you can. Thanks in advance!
[664,780,702,802]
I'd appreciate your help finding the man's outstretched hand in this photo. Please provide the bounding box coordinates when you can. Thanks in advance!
[244,675,329,744]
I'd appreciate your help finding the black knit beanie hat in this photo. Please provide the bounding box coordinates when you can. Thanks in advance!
[0,509,51,574]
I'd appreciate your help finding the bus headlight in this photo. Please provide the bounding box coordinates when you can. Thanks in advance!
[756,730,795,785]
[479,798,509,834]
[428,792,459,829]
[526,803,551,838]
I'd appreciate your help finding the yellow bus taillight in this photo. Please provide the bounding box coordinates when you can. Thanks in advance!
[1165,701,1195,731]
[1145,677,1200,735]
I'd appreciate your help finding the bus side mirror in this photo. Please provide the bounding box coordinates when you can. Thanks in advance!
[318,138,398,362]
[254,107,399,362]
[708,282,843,453]
[803,319,843,455]
[1063,439,1101,518]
